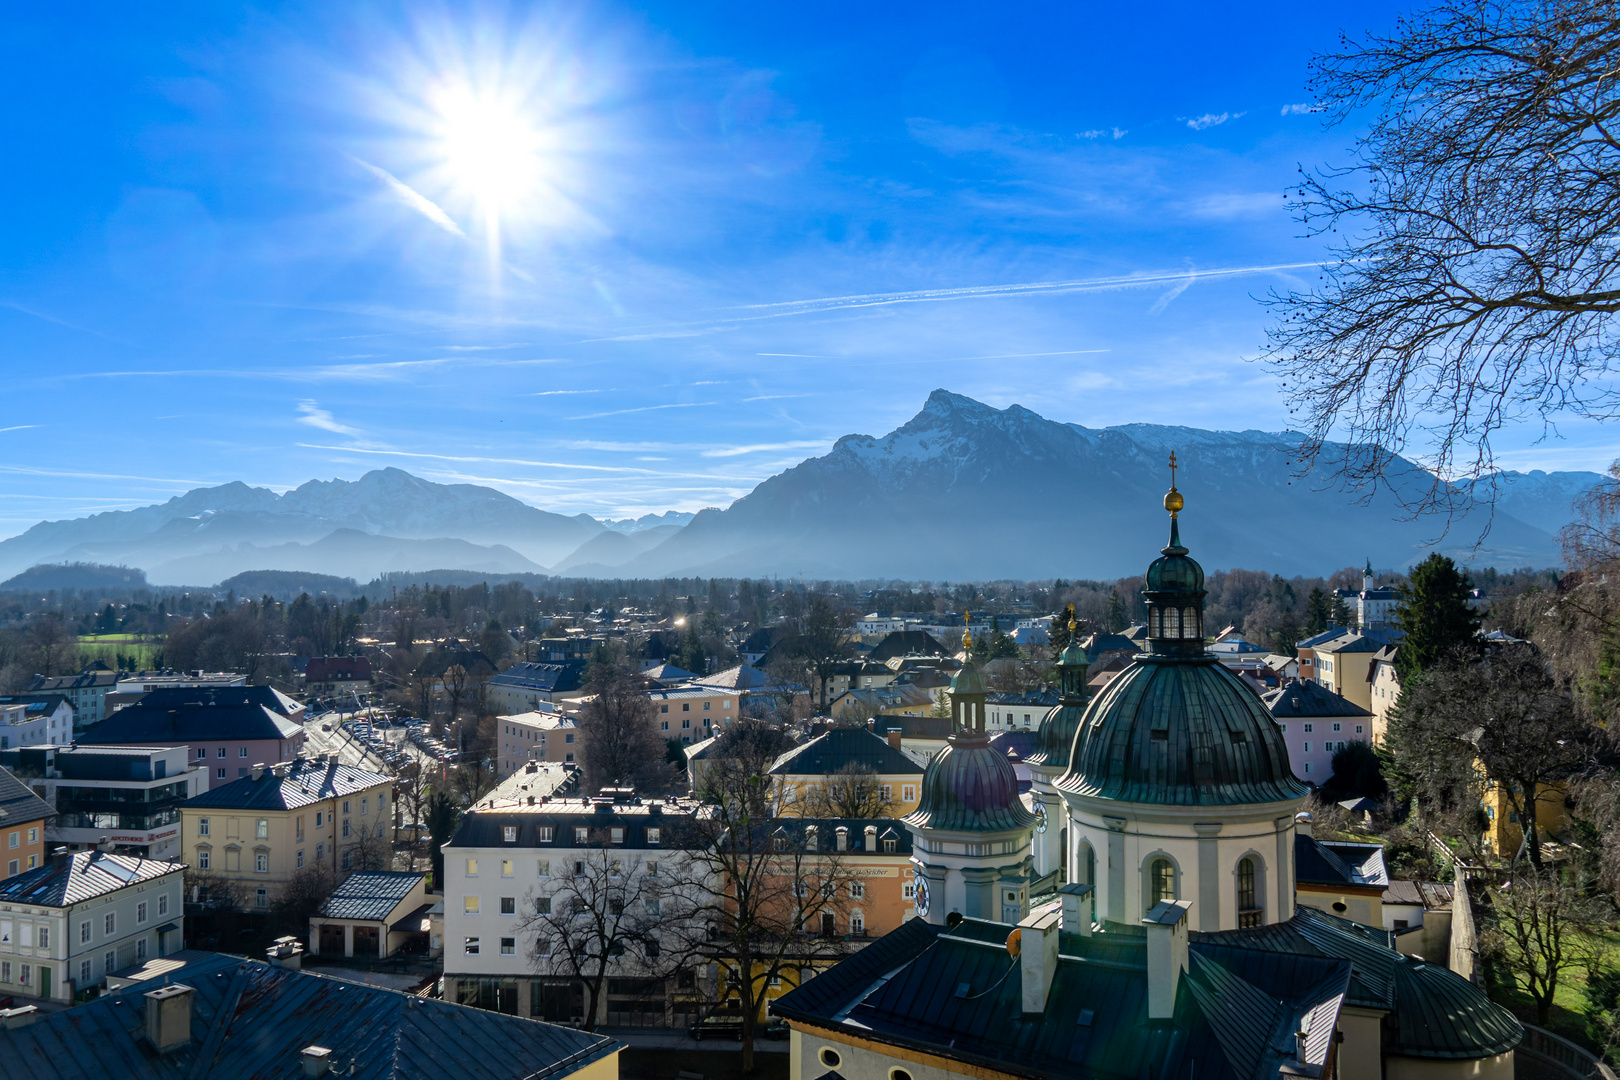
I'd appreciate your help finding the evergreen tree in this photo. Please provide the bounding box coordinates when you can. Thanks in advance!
[1105,589,1128,633]
[1394,553,1481,685]
[1303,586,1332,636]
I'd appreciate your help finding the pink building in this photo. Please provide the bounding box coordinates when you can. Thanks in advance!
[1259,679,1371,783]
[79,685,306,791]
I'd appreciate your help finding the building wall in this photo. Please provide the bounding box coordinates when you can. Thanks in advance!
[1274,715,1370,781]
[654,689,739,746]
[778,775,922,817]
[1481,778,1570,858]
[497,715,579,777]
[184,737,306,790]
[183,779,393,909]
[1295,885,1383,927]
[1369,662,1401,746]
[0,867,184,1003]
[1313,648,1377,712]
[1336,1006,1385,1080]
[2,817,47,879]
[1384,1050,1514,1080]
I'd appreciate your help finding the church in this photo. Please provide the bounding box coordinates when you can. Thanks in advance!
[773,462,1520,1080]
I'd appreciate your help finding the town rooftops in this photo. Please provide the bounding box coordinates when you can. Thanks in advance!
[471,761,582,809]
[317,871,427,921]
[83,686,303,745]
[641,661,699,683]
[1294,628,1350,651]
[0,693,72,717]
[487,660,585,694]
[647,684,742,701]
[304,656,372,682]
[0,762,55,825]
[1295,835,1389,890]
[1261,680,1372,718]
[182,758,391,811]
[1383,879,1455,910]
[0,950,621,1080]
[28,668,118,691]
[445,795,699,848]
[0,849,182,907]
[500,709,575,730]
[769,817,912,855]
[868,630,950,662]
[770,727,926,777]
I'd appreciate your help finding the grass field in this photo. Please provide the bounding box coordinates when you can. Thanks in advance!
[76,634,163,669]
[1484,927,1620,1055]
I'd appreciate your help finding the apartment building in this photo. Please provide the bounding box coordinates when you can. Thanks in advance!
[496,707,579,778]
[0,696,74,750]
[28,666,119,731]
[0,765,54,879]
[0,846,184,1002]
[179,757,393,910]
[2,744,203,860]
[1260,679,1372,781]
[82,685,305,791]
[769,727,928,816]
[648,684,740,745]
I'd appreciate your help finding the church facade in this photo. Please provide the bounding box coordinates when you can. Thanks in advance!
[775,462,1520,1080]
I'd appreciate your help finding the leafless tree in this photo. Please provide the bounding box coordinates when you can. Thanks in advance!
[1267,1,1620,515]
[518,848,696,1031]
[444,664,470,727]
[795,763,899,819]
[1484,866,1605,1025]
[576,648,672,795]
[671,747,859,1072]
[27,614,79,677]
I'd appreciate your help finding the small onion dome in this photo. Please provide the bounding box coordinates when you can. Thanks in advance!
[904,730,1036,833]
[1146,518,1204,595]
[1029,699,1084,771]
[1058,638,1088,667]
[1058,654,1308,807]
[950,659,988,697]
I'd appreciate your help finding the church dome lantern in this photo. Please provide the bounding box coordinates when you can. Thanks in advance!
[1142,452,1206,657]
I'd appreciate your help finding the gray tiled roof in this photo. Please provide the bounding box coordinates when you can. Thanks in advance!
[1261,680,1372,718]
[317,871,425,921]
[770,728,925,777]
[0,850,182,907]
[183,758,390,811]
[0,951,620,1080]
[0,763,54,826]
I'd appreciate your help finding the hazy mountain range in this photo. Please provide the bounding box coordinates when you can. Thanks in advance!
[0,390,1603,585]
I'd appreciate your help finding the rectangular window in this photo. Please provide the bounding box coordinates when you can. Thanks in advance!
[573,861,586,877]
[503,826,517,843]
[104,912,116,935]
[255,888,269,909]
[1332,722,1342,732]
[19,965,29,986]
[79,921,90,944]
[880,785,892,801]
[1304,762,1312,774]
[103,950,116,974]
[0,962,8,982]
[255,852,269,873]
[535,897,551,915]
[610,827,625,844]
[661,720,669,731]
[80,960,91,985]
[536,860,551,877]
[37,926,48,949]
[645,898,661,916]
[849,881,865,899]
[1355,725,1364,734]
[240,747,249,757]
[1303,723,1313,733]
[703,701,711,711]
[646,860,658,877]
[316,843,324,862]
[218,748,226,758]
[574,826,588,843]
[255,819,268,839]
[361,797,368,816]
[646,828,660,846]
[1303,742,1311,752]
[902,785,917,802]
[500,937,515,955]
[297,850,304,869]
[342,820,351,838]
[660,704,669,713]
[884,838,898,853]
[465,937,480,955]
[158,893,168,916]
[5,832,14,849]
[464,896,480,915]
[500,897,515,915]
[198,850,210,870]
[137,938,147,961]
[682,718,690,729]
[217,768,226,779]
[198,818,210,836]
[137,902,148,924]
[564,733,573,744]
[27,827,38,844]
[501,860,514,877]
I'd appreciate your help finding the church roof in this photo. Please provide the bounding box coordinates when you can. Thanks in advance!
[903,731,1034,833]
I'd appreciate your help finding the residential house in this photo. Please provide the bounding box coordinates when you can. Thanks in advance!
[80,685,305,790]
[827,684,933,726]
[866,714,953,761]
[1292,626,1348,684]
[1336,562,1403,629]
[0,948,621,1080]
[308,870,431,958]
[638,662,699,686]
[1293,818,1390,927]
[1260,679,1372,782]
[440,783,702,1025]
[1368,644,1401,745]
[0,847,185,1002]
[496,707,581,777]
[1481,775,1571,859]
[0,696,74,750]
[484,660,587,714]
[101,670,249,715]
[693,663,808,717]
[1,744,203,860]
[1309,628,1400,713]
[28,665,119,731]
[866,630,950,663]
[0,764,54,878]
[179,758,394,911]
[303,656,373,697]
[737,625,788,666]
[769,728,927,816]
[986,689,1059,732]
[1078,631,1139,669]
[823,660,898,700]
[649,684,741,745]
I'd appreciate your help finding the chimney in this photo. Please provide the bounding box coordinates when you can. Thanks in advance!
[835,826,848,852]
[886,728,903,751]
[1143,900,1192,1020]
[864,825,877,851]
[144,983,195,1053]
[267,936,305,970]
[252,764,265,781]
[1016,906,1062,1017]
[50,846,71,871]
[1295,811,1314,839]
[97,836,113,853]
[302,1046,333,1078]
[0,1005,39,1030]
[1058,882,1093,938]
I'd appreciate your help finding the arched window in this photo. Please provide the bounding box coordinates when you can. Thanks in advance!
[1237,856,1262,927]
[1149,858,1174,906]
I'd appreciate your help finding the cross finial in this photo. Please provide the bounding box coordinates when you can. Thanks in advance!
[1163,451,1184,518]
[1169,451,1178,489]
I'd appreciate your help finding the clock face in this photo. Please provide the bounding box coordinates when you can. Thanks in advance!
[1034,804,1048,834]
[914,878,930,917]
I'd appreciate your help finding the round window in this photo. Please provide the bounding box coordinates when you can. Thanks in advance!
[819,1048,842,1068]
[891,1070,914,1080]
[1331,902,1348,913]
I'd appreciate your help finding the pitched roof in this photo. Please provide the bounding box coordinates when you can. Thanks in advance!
[487,660,585,694]
[769,727,926,777]
[0,951,620,1080]
[1294,836,1388,889]
[28,669,119,691]
[868,630,950,662]
[1261,680,1372,718]
[141,684,302,715]
[0,693,72,717]
[305,656,372,682]
[317,871,426,921]
[0,763,54,826]
[694,664,805,693]
[182,759,391,811]
[641,662,699,682]
[0,849,182,907]
[84,687,303,745]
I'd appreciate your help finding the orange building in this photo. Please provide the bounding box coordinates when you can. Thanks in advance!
[0,764,55,878]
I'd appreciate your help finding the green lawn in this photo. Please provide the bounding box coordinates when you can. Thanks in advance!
[76,635,163,669]
[1484,927,1620,1054]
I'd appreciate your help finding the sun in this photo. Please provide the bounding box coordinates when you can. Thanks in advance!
[429,83,551,226]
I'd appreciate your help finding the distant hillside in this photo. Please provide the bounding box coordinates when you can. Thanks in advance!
[0,562,149,593]
[216,569,360,600]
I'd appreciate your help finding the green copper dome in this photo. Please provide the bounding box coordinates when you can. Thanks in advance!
[904,730,1036,833]
[950,658,988,696]
[1145,518,1204,594]
[1030,626,1090,772]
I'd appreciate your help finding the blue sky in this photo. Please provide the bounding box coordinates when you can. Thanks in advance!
[3,1,1609,537]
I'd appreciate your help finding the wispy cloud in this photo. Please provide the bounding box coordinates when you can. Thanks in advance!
[351,157,467,238]
[531,389,609,396]
[1079,128,1127,139]
[442,343,531,351]
[296,401,361,437]
[741,393,812,402]
[0,300,120,341]
[296,444,661,474]
[0,425,41,434]
[1280,103,1320,116]
[568,402,719,420]
[1184,112,1243,130]
[700,440,830,458]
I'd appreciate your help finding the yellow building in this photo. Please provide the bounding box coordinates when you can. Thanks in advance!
[769,728,927,816]
[1368,644,1401,745]
[1311,631,1386,712]
[180,757,394,910]
[1481,775,1571,858]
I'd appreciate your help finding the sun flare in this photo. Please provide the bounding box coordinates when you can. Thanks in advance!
[430,84,551,222]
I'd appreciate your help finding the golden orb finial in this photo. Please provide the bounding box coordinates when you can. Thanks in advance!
[962,613,973,651]
[1066,603,1077,634]
[1164,451,1183,517]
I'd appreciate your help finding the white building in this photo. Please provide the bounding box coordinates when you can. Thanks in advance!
[496,708,580,777]
[648,684,740,745]
[0,697,74,750]
[440,776,702,1025]
[0,847,185,1002]
[28,667,120,732]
